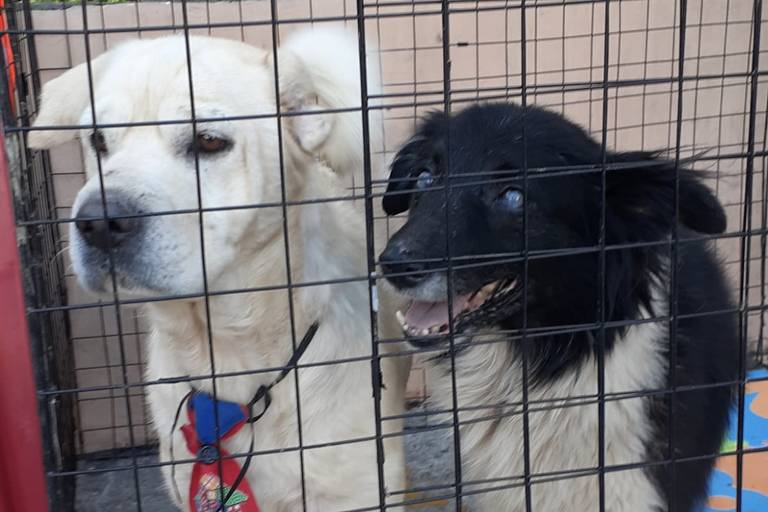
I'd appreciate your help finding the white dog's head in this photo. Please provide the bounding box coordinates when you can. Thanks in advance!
[29,29,374,298]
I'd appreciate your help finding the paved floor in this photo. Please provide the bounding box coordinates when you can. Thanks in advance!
[76,453,175,511]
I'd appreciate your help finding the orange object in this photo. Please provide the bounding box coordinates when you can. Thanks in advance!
[0,0,16,117]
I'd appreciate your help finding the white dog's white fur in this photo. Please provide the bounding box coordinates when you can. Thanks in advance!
[30,28,408,511]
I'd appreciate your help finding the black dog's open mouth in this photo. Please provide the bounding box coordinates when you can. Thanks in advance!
[395,277,522,345]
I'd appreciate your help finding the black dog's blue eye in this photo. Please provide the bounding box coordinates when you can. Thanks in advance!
[415,170,434,190]
[498,187,524,210]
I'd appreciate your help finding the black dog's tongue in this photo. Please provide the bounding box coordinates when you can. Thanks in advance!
[404,295,470,329]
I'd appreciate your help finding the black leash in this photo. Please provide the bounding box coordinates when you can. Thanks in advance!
[224,321,320,504]
[169,321,321,509]
[245,320,319,423]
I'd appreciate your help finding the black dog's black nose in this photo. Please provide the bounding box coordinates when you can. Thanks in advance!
[75,195,139,250]
[379,243,429,288]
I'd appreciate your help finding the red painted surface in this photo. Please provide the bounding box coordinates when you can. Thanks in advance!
[0,128,48,511]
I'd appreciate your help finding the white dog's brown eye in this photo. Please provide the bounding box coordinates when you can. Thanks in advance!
[194,132,230,154]
[90,130,108,154]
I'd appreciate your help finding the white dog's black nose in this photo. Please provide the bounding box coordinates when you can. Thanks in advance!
[75,195,139,250]
[379,243,429,288]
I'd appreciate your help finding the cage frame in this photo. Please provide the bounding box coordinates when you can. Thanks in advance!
[0,0,766,511]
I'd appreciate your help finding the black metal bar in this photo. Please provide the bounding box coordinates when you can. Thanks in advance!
[667,1,688,508]
[76,1,143,508]
[518,1,533,511]
[596,0,610,508]
[264,0,310,507]
[735,1,764,510]
[177,0,228,501]
[353,1,390,508]
[438,0,465,509]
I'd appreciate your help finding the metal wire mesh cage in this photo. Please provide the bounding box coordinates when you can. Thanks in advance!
[1,0,767,511]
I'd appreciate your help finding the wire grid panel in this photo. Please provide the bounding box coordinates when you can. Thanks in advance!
[3,0,768,511]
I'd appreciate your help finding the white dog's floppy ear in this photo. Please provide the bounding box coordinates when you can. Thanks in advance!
[274,26,380,176]
[28,52,111,149]
[276,48,334,154]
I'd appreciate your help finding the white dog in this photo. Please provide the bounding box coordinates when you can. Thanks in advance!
[30,28,408,511]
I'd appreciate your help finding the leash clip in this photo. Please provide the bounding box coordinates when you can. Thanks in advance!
[196,444,220,465]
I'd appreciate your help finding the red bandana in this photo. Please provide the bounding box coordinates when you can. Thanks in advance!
[181,393,261,512]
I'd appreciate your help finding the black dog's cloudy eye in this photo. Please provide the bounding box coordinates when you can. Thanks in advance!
[415,170,433,190]
[498,187,524,211]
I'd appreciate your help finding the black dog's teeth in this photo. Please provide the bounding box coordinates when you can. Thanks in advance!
[456,280,523,332]
[396,278,521,344]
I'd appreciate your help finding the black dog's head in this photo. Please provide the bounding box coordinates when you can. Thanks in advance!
[379,103,726,348]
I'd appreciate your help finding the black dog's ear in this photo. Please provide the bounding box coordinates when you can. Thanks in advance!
[677,173,727,234]
[606,152,727,236]
[382,112,446,216]
[382,137,426,216]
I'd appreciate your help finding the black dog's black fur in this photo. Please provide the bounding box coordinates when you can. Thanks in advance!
[380,103,737,511]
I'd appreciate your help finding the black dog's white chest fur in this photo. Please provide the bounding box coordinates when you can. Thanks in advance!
[427,292,668,510]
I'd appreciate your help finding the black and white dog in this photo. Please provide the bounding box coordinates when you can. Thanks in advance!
[379,103,737,511]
